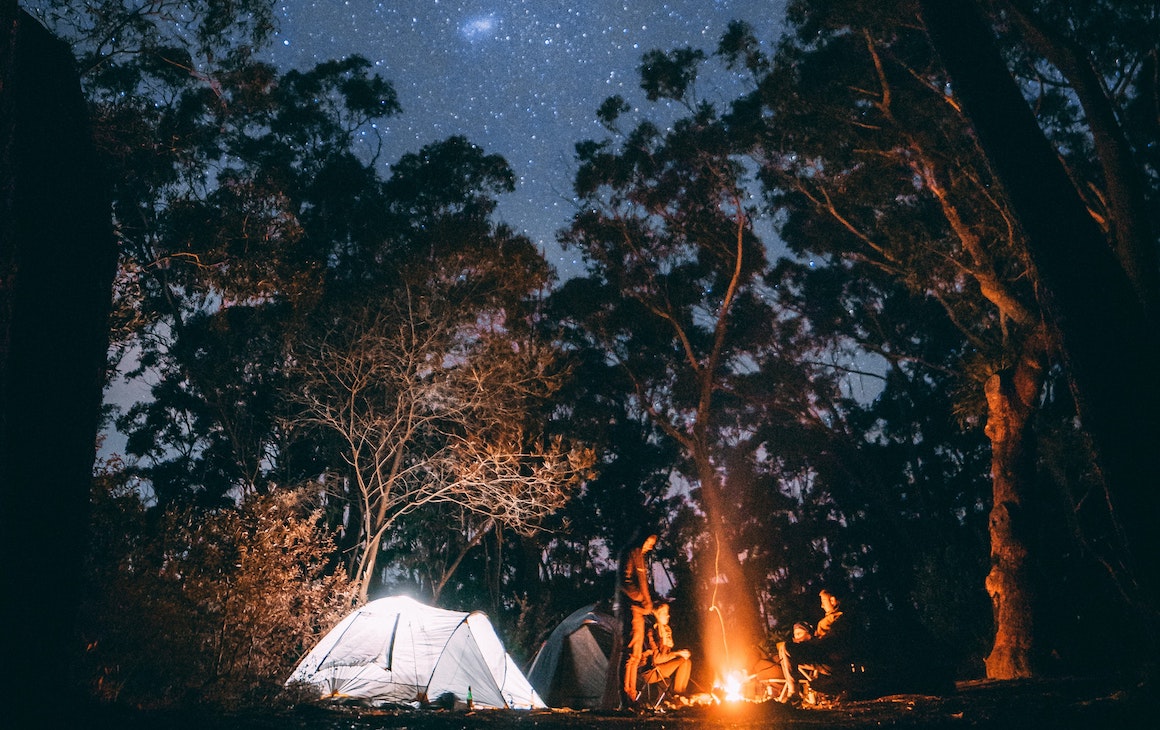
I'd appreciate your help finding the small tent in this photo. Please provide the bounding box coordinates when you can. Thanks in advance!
[286,595,544,709]
[526,603,619,709]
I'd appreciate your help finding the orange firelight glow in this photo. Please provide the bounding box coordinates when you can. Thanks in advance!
[715,669,748,702]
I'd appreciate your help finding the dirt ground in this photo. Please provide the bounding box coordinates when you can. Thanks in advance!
[83,677,1148,730]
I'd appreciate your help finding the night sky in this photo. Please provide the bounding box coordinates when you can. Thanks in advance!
[267,1,787,279]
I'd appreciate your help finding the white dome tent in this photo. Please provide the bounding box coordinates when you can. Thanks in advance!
[286,595,544,710]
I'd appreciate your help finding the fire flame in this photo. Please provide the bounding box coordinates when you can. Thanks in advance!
[715,670,747,702]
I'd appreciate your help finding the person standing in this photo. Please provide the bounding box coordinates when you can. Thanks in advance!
[616,530,657,707]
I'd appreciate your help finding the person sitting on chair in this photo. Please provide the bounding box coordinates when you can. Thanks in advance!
[776,588,853,702]
[749,621,813,699]
[640,602,692,696]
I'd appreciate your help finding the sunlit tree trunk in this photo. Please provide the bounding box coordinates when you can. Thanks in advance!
[982,332,1047,678]
[694,441,763,678]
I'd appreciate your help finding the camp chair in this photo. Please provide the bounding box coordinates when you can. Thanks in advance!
[788,664,819,704]
[637,665,672,709]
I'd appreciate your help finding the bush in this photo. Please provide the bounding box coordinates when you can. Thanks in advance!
[81,477,353,709]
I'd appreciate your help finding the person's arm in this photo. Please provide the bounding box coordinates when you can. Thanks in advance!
[620,549,646,602]
[629,550,652,609]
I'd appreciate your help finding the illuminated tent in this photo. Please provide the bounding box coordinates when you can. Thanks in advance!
[286,595,544,709]
[526,603,619,709]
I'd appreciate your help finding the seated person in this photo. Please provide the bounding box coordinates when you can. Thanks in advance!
[639,602,692,695]
[749,621,813,699]
[777,588,853,701]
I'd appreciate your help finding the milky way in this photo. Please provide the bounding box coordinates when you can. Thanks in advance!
[270,1,787,279]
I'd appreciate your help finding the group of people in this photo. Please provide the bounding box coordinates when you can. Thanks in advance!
[613,529,859,709]
[614,531,692,709]
[756,587,854,703]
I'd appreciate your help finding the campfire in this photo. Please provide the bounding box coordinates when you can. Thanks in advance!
[714,670,748,701]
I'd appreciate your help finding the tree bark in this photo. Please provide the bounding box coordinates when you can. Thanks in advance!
[694,447,763,679]
[921,0,1160,655]
[982,332,1047,678]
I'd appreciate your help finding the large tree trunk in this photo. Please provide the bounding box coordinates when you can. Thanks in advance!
[999,0,1159,314]
[982,333,1047,678]
[0,7,117,717]
[694,442,763,681]
[921,0,1160,660]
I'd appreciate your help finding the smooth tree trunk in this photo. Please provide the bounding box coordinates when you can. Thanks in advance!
[694,440,764,679]
[0,7,117,717]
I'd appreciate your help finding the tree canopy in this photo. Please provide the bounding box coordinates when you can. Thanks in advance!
[14,0,1158,709]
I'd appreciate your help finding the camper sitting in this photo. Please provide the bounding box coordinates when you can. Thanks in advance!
[777,588,856,701]
[639,603,692,696]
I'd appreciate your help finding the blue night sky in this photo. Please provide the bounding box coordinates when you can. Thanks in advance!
[267,1,788,279]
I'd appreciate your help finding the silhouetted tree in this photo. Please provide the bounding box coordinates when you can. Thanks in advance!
[0,6,117,716]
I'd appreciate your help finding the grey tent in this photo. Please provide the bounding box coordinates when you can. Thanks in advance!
[526,603,620,709]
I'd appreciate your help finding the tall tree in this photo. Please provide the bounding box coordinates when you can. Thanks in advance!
[555,63,803,674]
[0,6,117,716]
[286,291,591,605]
[726,0,1159,677]
[920,0,1160,666]
[721,3,1059,677]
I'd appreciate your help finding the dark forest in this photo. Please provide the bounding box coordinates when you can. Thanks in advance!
[2,0,1157,723]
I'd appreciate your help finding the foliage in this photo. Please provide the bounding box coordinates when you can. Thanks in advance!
[82,461,353,709]
[285,292,594,604]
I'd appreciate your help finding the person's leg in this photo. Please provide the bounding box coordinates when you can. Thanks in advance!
[777,641,799,697]
[672,657,692,694]
[622,608,646,701]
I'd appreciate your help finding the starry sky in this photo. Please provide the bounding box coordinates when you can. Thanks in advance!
[267,1,788,279]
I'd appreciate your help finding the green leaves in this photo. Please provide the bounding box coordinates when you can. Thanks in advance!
[639,47,706,103]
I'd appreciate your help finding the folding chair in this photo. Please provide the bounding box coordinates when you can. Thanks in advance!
[637,666,673,709]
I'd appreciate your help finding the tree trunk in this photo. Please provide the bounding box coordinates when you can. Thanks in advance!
[982,333,1047,678]
[921,0,1160,654]
[0,7,117,715]
[694,443,763,680]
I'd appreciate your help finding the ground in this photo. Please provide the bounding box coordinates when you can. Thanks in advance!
[82,677,1148,730]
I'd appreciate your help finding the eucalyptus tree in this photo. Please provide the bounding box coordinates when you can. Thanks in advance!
[919,0,1160,669]
[550,52,858,673]
[286,288,592,606]
[721,0,1159,677]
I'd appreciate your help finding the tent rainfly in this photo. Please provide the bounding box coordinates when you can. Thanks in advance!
[286,595,544,709]
[526,603,619,709]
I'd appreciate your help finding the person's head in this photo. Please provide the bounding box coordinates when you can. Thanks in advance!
[654,602,670,623]
[792,621,814,642]
[819,588,841,613]
[642,533,658,553]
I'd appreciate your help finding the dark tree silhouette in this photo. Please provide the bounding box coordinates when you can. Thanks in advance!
[0,6,117,715]
[920,0,1160,665]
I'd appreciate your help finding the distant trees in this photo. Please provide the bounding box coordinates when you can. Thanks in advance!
[27,0,592,709]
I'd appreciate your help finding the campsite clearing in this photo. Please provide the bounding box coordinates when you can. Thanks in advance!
[83,676,1146,729]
